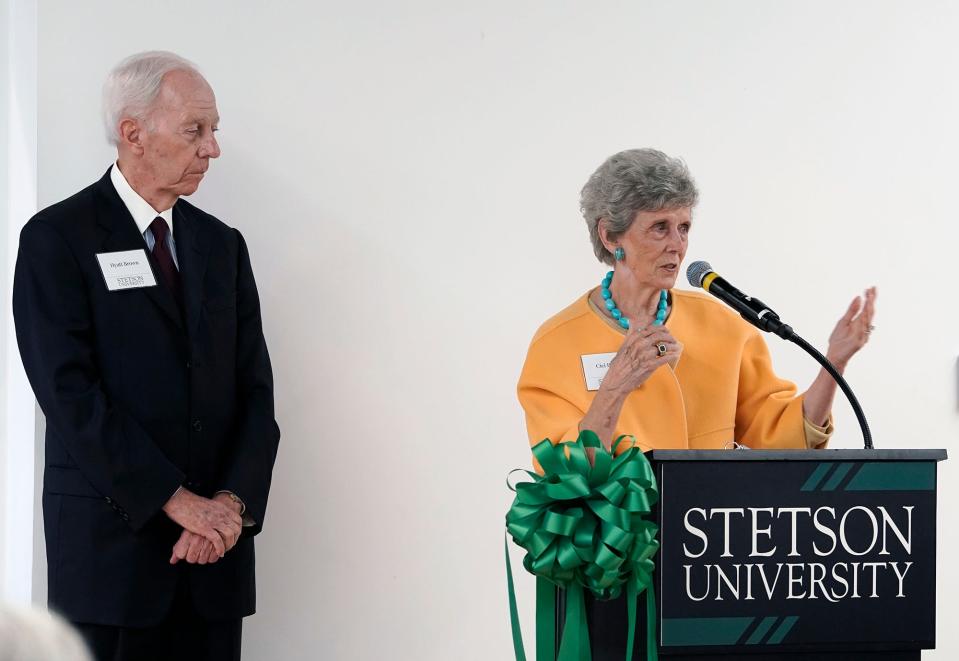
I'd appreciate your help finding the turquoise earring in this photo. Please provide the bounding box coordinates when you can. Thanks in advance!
[613,247,626,261]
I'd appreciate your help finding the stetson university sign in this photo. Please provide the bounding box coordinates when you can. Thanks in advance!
[653,449,943,658]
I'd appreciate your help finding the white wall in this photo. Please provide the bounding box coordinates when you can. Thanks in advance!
[1,0,38,605]
[19,0,959,658]
[0,0,9,584]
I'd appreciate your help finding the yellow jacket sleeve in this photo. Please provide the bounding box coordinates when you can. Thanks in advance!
[803,416,833,449]
[517,343,586,473]
[734,329,809,450]
[517,383,584,448]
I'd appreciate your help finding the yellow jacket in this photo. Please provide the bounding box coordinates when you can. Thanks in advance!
[517,289,830,461]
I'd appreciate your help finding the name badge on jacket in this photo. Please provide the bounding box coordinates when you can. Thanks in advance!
[581,352,617,391]
[95,249,157,291]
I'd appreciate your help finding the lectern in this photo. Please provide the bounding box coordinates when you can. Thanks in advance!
[558,449,946,660]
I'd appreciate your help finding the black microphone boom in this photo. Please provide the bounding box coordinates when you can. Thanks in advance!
[685,260,874,450]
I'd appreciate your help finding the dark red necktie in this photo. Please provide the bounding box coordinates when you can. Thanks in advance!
[149,217,183,306]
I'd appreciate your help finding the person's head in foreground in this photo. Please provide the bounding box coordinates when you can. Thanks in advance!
[0,605,92,661]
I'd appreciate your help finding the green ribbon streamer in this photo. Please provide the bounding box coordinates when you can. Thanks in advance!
[536,576,555,661]
[506,430,660,660]
[506,535,528,661]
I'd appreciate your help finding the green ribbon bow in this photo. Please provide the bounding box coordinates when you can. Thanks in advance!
[505,430,660,661]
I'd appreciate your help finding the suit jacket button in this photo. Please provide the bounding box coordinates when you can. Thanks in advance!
[192,420,202,432]
[186,361,192,368]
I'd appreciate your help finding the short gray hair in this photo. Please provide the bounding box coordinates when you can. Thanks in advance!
[0,605,92,661]
[102,50,201,145]
[581,148,699,265]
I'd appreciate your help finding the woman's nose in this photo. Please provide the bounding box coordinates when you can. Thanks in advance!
[666,228,684,251]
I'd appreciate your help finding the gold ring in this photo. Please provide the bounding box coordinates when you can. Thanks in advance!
[656,342,667,357]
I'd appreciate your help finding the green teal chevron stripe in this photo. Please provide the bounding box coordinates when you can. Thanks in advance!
[766,615,799,644]
[745,616,779,645]
[845,462,935,491]
[661,617,754,646]
[800,463,831,491]
[821,463,855,491]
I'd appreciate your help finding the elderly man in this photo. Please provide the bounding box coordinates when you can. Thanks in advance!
[12,51,280,661]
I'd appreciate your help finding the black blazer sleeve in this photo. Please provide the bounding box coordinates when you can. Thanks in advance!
[217,230,280,534]
[13,218,184,531]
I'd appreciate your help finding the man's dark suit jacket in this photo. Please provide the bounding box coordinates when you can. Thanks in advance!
[12,168,280,627]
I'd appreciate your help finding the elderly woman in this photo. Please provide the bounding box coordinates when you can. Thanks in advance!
[518,148,876,460]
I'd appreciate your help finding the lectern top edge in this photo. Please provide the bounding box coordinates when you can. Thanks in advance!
[647,449,947,462]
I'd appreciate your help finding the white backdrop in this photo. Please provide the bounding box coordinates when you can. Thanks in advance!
[1,0,39,606]
[1,0,10,588]
[19,0,959,658]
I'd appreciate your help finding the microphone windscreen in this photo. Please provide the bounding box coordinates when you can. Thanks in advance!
[686,261,713,288]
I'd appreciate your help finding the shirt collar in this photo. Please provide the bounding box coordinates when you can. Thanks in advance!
[110,162,174,238]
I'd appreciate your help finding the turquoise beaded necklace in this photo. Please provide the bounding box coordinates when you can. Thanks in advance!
[600,270,668,330]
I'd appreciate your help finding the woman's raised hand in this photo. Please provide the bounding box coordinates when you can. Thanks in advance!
[600,324,682,396]
[826,287,877,370]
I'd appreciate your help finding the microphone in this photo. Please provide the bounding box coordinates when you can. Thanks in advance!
[686,261,795,340]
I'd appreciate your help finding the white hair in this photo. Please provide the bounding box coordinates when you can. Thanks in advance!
[0,605,92,661]
[102,50,201,145]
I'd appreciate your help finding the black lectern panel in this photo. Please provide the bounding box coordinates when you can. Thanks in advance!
[566,449,945,660]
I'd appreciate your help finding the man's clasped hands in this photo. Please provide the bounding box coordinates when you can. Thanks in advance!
[162,489,244,565]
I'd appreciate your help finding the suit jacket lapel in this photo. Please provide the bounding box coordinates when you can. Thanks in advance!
[173,202,210,338]
[93,170,185,331]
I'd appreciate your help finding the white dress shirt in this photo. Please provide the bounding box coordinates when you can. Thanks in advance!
[110,163,179,269]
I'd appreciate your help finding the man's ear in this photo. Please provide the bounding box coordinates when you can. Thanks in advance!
[118,118,145,156]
